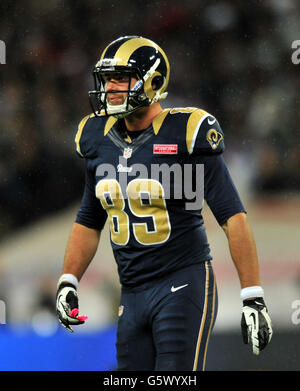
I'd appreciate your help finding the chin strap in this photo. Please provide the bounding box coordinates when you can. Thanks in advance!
[152,91,168,103]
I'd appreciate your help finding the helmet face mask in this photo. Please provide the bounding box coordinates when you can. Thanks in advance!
[88,36,170,118]
[89,66,148,118]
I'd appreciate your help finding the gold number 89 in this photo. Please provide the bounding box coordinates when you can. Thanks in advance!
[96,179,171,246]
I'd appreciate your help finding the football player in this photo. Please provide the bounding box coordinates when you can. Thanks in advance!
[56,36,273,370]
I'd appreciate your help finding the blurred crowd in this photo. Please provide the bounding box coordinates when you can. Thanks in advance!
[0,0,300,239]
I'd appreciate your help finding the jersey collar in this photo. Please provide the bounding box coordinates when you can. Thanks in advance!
[104,108,170,136]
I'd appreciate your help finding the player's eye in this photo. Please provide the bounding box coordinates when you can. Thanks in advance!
[116,75,130,82]
[103,74,130,83]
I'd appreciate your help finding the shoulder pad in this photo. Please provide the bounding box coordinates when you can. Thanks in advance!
[75,113,108,158]
[185,109,225,155]
[75,114,94,157]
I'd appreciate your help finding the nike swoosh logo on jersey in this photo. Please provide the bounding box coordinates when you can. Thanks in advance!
[171,284,189,292]
[207,117,216,125]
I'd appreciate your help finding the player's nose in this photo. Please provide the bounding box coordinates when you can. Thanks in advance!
[106,79,121,92]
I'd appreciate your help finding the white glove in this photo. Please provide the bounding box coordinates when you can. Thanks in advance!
[241,297,273,355]
[56,276,87,332]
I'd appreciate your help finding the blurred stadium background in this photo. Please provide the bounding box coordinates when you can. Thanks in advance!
[0,0,300,371]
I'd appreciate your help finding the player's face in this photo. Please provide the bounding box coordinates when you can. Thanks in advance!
[104,73,138,105]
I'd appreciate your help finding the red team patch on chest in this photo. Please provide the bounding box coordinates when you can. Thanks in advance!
[153,144,178,154]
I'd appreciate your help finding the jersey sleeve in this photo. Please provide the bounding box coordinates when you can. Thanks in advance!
[202,154,246,225]
[75,163,108,230]
[186,109,225,155]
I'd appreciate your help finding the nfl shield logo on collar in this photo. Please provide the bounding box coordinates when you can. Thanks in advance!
[123,147,132,159]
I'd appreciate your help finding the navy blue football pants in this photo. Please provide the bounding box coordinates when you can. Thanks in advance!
[116,261,218,371]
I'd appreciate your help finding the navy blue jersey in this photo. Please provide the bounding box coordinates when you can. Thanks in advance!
[75,107,245,286]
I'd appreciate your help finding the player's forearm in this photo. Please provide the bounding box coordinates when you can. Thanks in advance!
[62,222,101,282]
[222,212,260,289]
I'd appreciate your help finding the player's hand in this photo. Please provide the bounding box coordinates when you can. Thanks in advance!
[56,283,87,332]
[241,297,273,355]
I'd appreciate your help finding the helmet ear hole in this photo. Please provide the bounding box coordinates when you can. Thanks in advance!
[152,76,163,91]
